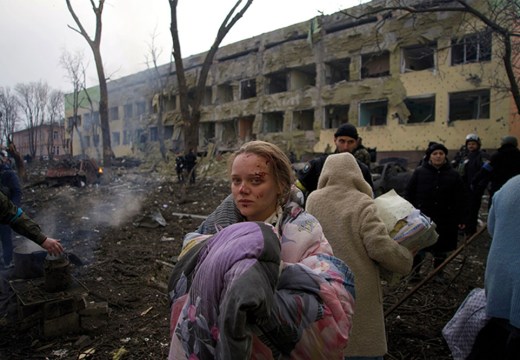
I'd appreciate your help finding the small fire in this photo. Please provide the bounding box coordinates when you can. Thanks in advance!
[98,167,104,175]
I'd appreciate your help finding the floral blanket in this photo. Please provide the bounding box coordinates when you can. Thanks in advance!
[168,201,355,359]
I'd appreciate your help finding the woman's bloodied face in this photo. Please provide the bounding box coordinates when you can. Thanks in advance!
[231,153,280,221]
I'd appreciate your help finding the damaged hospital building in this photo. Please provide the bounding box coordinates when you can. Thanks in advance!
[65,0,520,163]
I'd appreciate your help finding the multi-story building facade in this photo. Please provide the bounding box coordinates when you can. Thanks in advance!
[12,123,68,160]
[65,0,520,164]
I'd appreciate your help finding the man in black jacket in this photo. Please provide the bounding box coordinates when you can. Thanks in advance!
[472,135,520,208]
[459,134,489,236]
[296,123,373,201]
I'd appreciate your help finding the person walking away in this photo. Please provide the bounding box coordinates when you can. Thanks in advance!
[184,149,197,184]
[459,134,489,237]
[0,150,22,269]
[296,123,373,200]
[405,143,466,281]
[306,152,413,360]
[467,175,520,359]
[472,135,520,209]
[175,154,185,183]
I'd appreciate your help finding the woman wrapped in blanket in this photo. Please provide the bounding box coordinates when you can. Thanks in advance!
[168,141,355,360]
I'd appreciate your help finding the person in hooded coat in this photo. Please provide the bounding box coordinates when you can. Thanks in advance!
[306,152,413,360]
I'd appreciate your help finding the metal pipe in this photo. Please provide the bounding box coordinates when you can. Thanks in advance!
[384,225,488,317]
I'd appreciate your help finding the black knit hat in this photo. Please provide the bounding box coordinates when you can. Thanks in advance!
[426,142,448,157]
[334,123,358,139]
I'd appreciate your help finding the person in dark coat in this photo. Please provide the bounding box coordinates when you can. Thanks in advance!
[0,150,22,268]
[405,143,466,279]
[184,149,197,184]
[472,135,520,208]
[459,134,489,236]
[296,123,373,201]
[175,154,185,183]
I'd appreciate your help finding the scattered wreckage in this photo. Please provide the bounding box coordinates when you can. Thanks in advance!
[45,156,102,187]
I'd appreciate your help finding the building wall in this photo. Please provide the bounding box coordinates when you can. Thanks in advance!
[65,0,519,164]
[12,124,67,160]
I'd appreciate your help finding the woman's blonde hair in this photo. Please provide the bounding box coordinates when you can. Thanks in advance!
[228,141,295,204]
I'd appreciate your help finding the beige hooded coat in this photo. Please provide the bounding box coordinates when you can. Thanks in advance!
[306,153,413,357]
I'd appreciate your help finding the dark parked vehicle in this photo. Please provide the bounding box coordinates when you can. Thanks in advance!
[371,158,412,197]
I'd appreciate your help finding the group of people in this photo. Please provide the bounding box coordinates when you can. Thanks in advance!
[174,149,197,184]
[2,123,517,358]
[168,138,409,359]
[167,124,520,359]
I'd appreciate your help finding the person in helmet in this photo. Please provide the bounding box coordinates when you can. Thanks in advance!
[473,135,520,209]
[460,134,489,236]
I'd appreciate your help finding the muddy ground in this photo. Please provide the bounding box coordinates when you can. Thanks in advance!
[0,159,489,359]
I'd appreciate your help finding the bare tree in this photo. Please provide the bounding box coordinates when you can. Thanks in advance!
[342,0,520,114]
[35,82,50,157]
[46,90,64,159]
[15,82,47,158]
[0,87,19,146]
[66,0,113,179]
[168,0,254,154]
[145,30,173,161]
[61,49,89,155]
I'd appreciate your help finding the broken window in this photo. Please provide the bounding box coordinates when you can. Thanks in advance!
[92,112,99,126]
[164,126,173,139]
[165,95,177,111]
[200,122,216,144]
[292,109,314,130]
[240,79,257,100]
[325,58,350,84]
[109,106,119,121]
[361,51,390,78]
[449,89,490,121]
[124,104,133,120]
[401,43,436,72]
[123,130,131,145]
[136,101,146,116]
[288,65,316,90]
[84,135,90,148]
[324,105,349,129]
[112,132,120,146]
[67,115,81,129]
[93,134,100,147]
[221,120,238,145]
[266,71,288,94]
[451,31,492,65]
[150,127,158,141]
[262,112,284,133]
[202,87,213,106]
[137,129,147,144]
[238,116,255,141]
[404,95,436,124]
[216,83,234,104]
[359,99,388,126]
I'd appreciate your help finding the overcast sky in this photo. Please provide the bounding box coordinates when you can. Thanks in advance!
[0,0,365,93]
